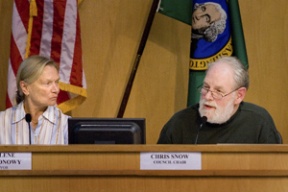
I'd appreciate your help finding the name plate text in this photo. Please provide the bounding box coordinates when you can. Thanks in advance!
[140,152,201,170]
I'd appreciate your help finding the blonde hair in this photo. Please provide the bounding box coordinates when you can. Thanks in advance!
[16,55,59,104]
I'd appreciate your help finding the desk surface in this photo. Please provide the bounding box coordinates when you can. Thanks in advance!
[1,144,288,152]
[0,144,288,192]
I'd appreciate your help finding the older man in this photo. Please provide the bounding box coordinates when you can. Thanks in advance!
[157,56,282,144]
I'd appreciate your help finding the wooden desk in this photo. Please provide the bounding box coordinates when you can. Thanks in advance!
[0,145,288,192]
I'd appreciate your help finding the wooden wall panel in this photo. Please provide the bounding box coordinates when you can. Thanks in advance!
[74,0,190,144]
[0,0,12,109]
[239,1,288,142]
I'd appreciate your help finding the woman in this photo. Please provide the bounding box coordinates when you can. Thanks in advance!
[0,55,69,144]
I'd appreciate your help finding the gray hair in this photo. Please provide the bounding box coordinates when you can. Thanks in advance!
[207,56,249,89]
[16,55,59,104]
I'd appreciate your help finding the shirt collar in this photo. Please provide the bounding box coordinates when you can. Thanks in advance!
[13,102,26,123]
[42,105,57,125]
[13,102,56,125]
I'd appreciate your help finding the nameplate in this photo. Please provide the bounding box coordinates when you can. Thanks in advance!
[140,152,201,170]
[0,152,32,170]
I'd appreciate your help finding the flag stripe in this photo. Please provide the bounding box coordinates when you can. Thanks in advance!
[30,1,43,56]
[70,11,83,86]
[40,0,54,56]
[57,0,76,104]
[15,0,29,32]
[7,1,29,106]
[6,61,17,107]
[51,0,65,63]
[9,36,23,75]
[60,0,76,83]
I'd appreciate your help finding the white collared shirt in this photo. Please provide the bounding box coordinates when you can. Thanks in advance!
[0,102,69,145]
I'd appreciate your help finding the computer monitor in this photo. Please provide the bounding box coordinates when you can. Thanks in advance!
[68,118,146,144]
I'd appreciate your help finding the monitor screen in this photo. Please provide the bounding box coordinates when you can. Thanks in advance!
[68,118,146,144]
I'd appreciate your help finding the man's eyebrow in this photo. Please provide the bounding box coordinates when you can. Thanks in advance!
[203,83,225,92]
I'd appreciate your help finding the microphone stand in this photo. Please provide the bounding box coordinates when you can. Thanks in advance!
[25,114,32,145]
[28,123,31,145]
[194,116,207,144]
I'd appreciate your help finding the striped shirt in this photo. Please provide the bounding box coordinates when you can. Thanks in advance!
[0,102,69,145]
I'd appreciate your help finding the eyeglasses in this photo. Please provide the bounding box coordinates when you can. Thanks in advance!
[199,86,240,100]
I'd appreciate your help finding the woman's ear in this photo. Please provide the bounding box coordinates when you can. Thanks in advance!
[20,81,29,96]
[234,87,247,104]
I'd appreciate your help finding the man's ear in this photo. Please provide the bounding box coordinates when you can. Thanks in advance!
[20,81,29,96]
[234,87,247,105]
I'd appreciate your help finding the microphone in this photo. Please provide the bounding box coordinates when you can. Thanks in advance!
[25,113,32,145]
[194,116,207,144]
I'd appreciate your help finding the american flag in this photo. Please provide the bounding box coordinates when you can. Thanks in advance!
[6,0,87,113]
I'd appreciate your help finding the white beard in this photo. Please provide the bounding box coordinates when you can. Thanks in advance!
[199,95,236,124]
